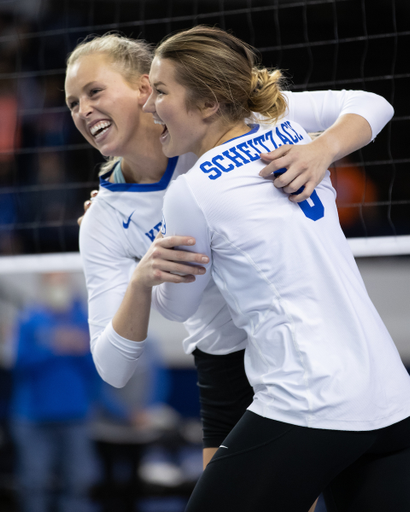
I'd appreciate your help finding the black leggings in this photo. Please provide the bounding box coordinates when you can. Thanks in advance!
[185,411,410,512]
[193,348,254,448]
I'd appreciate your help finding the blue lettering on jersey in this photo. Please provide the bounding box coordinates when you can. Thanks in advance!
[236,141,261,161]
[253,135,271,152]
[145,221,163,242]
[198,124,324,220]
[283,121,304,142]
[212,154,234,173]
[123,211,135,229]
[274,168,324,220]
[245,140,264,156]
[200,161,222,180]
[199,123,305,182]
[161,216,166,235]
[275,126,293,145]
[264,130,279,149]
[298,191,324,221]
[222,147,250,167]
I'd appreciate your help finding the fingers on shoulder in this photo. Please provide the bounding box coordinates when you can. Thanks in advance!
[288,183,315,202]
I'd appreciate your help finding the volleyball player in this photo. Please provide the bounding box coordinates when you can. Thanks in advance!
[127,26,410,511]
[65,35,257,468]
[65,33,397,507]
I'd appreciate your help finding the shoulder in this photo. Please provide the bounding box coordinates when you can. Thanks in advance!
[80,196,116,239]
[163,174,204,222]
[174,152,198,175]
[79,198,124,262]
[165,173,193,203]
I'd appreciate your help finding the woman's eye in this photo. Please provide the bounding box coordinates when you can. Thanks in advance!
[90,89,101,96]
[69,101,78,110]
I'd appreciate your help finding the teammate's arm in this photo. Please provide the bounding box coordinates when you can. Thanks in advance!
[260,89,394,201]
[260,112,372,201]
[151,178,213,323]
[112,233,209,341]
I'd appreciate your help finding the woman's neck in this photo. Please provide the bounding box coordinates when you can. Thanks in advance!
[121,150,169,184]
[198,121,251,157]
[113,116,170,185]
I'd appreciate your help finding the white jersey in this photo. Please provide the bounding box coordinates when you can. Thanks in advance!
[80,89,396,393]
[80,153,248,387]
[153,104,410,432]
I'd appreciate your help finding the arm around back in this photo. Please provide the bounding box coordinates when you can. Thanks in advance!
[152,177,213,322]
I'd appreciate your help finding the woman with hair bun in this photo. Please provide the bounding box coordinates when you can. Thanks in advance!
[131,25,410,511]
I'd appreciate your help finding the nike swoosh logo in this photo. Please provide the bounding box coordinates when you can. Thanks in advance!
[123,211,135,229]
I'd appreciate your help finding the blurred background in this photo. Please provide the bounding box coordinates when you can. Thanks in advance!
[0,0,409,254]
[0,0,409,511]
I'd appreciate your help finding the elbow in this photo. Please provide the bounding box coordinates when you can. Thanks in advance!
[377,95,395,125]
[368,95,394,142]
[93,360,130,388]
[381,97,394,123]
[91,344,133,388]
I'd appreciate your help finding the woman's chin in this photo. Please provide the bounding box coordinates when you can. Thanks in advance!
[98,144,121,158]
[161,145,179,158]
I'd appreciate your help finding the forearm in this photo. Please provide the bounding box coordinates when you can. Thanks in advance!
[80,214,148,384]
[285,89,394,139]
[260,112,375,200]
[112,279,152,342]
[312,113,372,165]
[85,265,148,386]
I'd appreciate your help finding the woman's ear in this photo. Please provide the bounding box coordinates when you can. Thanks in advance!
[199,99,220,120]
[137,74,152,104]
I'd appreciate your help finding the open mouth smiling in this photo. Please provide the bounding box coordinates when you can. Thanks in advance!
[154,118,168,137]
[90,121,112,138]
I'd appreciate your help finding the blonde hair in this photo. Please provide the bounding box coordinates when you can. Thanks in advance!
[155,25,287,125]
[66,33,153,173]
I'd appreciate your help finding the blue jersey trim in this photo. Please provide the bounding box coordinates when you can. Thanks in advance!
[222,124,260,145]
[99,157,178,192]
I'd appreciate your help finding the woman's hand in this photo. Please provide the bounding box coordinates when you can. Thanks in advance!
[77,190,98,226]
[258,113,373,203]
[132,234,209,289]
[259,139,331,203]
[113,234,209,342]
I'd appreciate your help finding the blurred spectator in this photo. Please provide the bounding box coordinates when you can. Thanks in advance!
[0,76,20,164]
[0,39,22,255]
[332,158,379,237]
[92,337,186,494]
[9,272,99,512]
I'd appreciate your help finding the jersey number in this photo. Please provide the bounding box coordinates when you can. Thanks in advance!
[298,191,324,221]
[274,168,324,221]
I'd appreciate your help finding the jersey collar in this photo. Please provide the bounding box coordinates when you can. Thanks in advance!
[99,157,178,192]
